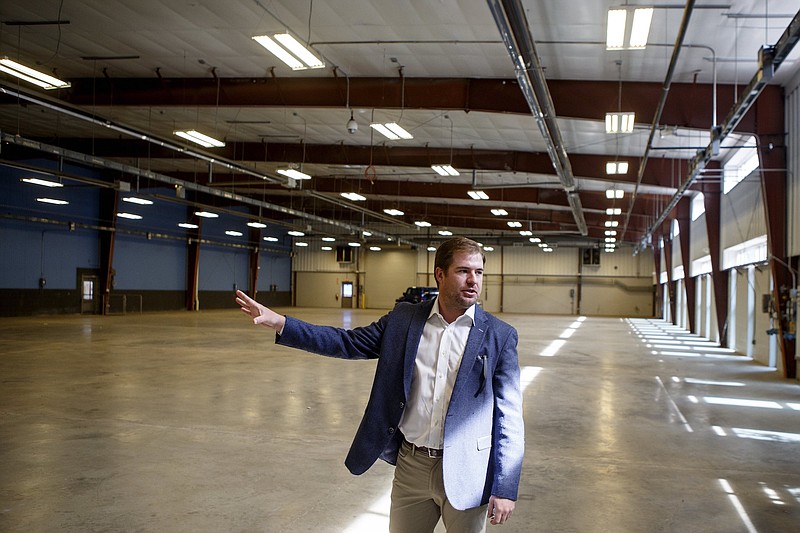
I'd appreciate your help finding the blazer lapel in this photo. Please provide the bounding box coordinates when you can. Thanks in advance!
[452,306,489,398]
[403,300,434,397]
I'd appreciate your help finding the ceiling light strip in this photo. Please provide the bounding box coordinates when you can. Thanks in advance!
[0,57,70,89]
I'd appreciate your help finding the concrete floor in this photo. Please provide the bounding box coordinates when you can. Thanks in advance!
[1,307,799,532]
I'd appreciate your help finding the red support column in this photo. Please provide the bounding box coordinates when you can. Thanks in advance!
[755,85,795,378]
[186,209,201,311]
[701,176,730,347]
[99,189,119,315]
[677,197,696,333]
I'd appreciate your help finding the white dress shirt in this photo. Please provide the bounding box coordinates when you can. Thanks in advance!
[398,298,476,449]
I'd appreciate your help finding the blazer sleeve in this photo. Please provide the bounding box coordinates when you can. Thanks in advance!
[491,326,525,501]
[275,313,389,360]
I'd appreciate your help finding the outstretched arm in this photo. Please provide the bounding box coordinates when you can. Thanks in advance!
[235,290,286,332]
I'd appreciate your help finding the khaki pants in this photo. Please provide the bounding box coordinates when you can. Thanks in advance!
[389,440,488,533]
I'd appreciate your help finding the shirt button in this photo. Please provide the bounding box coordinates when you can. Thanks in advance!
[388,427,395,434]
[399,402,405,409]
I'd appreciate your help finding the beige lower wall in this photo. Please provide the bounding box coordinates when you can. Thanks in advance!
[295,271,359,308]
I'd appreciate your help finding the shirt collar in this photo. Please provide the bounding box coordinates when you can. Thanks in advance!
[428,297,476,326]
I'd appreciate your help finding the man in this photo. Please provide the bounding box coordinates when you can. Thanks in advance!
[235,237,524,532]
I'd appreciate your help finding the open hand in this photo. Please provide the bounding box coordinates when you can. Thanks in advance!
[235,290,286,332]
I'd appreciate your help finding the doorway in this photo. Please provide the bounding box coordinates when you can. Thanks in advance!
[341,281,353,309]
[78,269,101,314]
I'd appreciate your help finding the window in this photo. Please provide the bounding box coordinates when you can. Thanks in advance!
[82,280,94,301]
[691,192,705,221]
[723,136,758,193]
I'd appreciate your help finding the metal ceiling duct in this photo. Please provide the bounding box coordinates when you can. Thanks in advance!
[486,0,588,236]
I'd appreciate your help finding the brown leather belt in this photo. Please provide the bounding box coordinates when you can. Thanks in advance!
[405,439,443,458]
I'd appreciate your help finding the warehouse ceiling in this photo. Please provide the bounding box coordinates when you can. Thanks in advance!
[1,0,798,250]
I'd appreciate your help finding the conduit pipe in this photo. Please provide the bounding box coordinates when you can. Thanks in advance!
[623,0,696,243]
[487,0,587,235]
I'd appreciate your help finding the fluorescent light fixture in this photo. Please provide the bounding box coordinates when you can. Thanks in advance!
[606,208,622,215]
[605,220,620,228]
[370,246,382,251]
[604,246,616,252]
[225,230,243,237]
[484,246,494,252]
[606,7,653,49]
[117,212,142,220]
[468,190,489,200]
[427,246,437,252]
[195,211,219,218]
[22,177,63,188]
[538,243,548,248]
[606,9,627,50]
[122,196,153,205]
[491,209,508,216]
[543,247,554,253]
[321,246,333,251]
[439,230,453,236]
[277,168,312,180]
[383,208,404,216]
[605,237,617,243]
[362,231,372,237]
[252,34,324,71]
[348,242,361,247]
[370,122,413,140]
[605,112,635,133]
[606,189,625,199]
[629,8,654,48]
[247,221,267,229]
[415,221,431,227]
[287,230,305,236]
[263,236,279,242]
[520,230,532,236]
[0,57,71,89]
[529,237,542,243]
[507,221,522,228]
[606,161,629,174]
[605,230,618,236]
[273,33,324,69]
[322,237,336,242]
[295,242,309,247]
[36,197,68,205]
[178,223,199,229]
[341,192,366,201]
[431,164,459,176]
[174,130,225,148]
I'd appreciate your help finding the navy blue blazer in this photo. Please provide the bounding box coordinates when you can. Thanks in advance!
[276,299,524,510]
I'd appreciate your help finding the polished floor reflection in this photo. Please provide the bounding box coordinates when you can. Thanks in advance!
[1,310,798,532]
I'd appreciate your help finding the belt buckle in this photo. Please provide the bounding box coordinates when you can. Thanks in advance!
[422,445,442,458]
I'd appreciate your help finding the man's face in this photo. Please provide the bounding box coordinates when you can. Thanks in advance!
[435,251,484,311]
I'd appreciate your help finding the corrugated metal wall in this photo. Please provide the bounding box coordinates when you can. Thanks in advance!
[293,244,655,316]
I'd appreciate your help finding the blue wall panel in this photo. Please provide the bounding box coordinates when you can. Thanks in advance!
[198,246,250,291]
[257,253,291,291]
[0,220,99,289]
[114,235,186,290]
